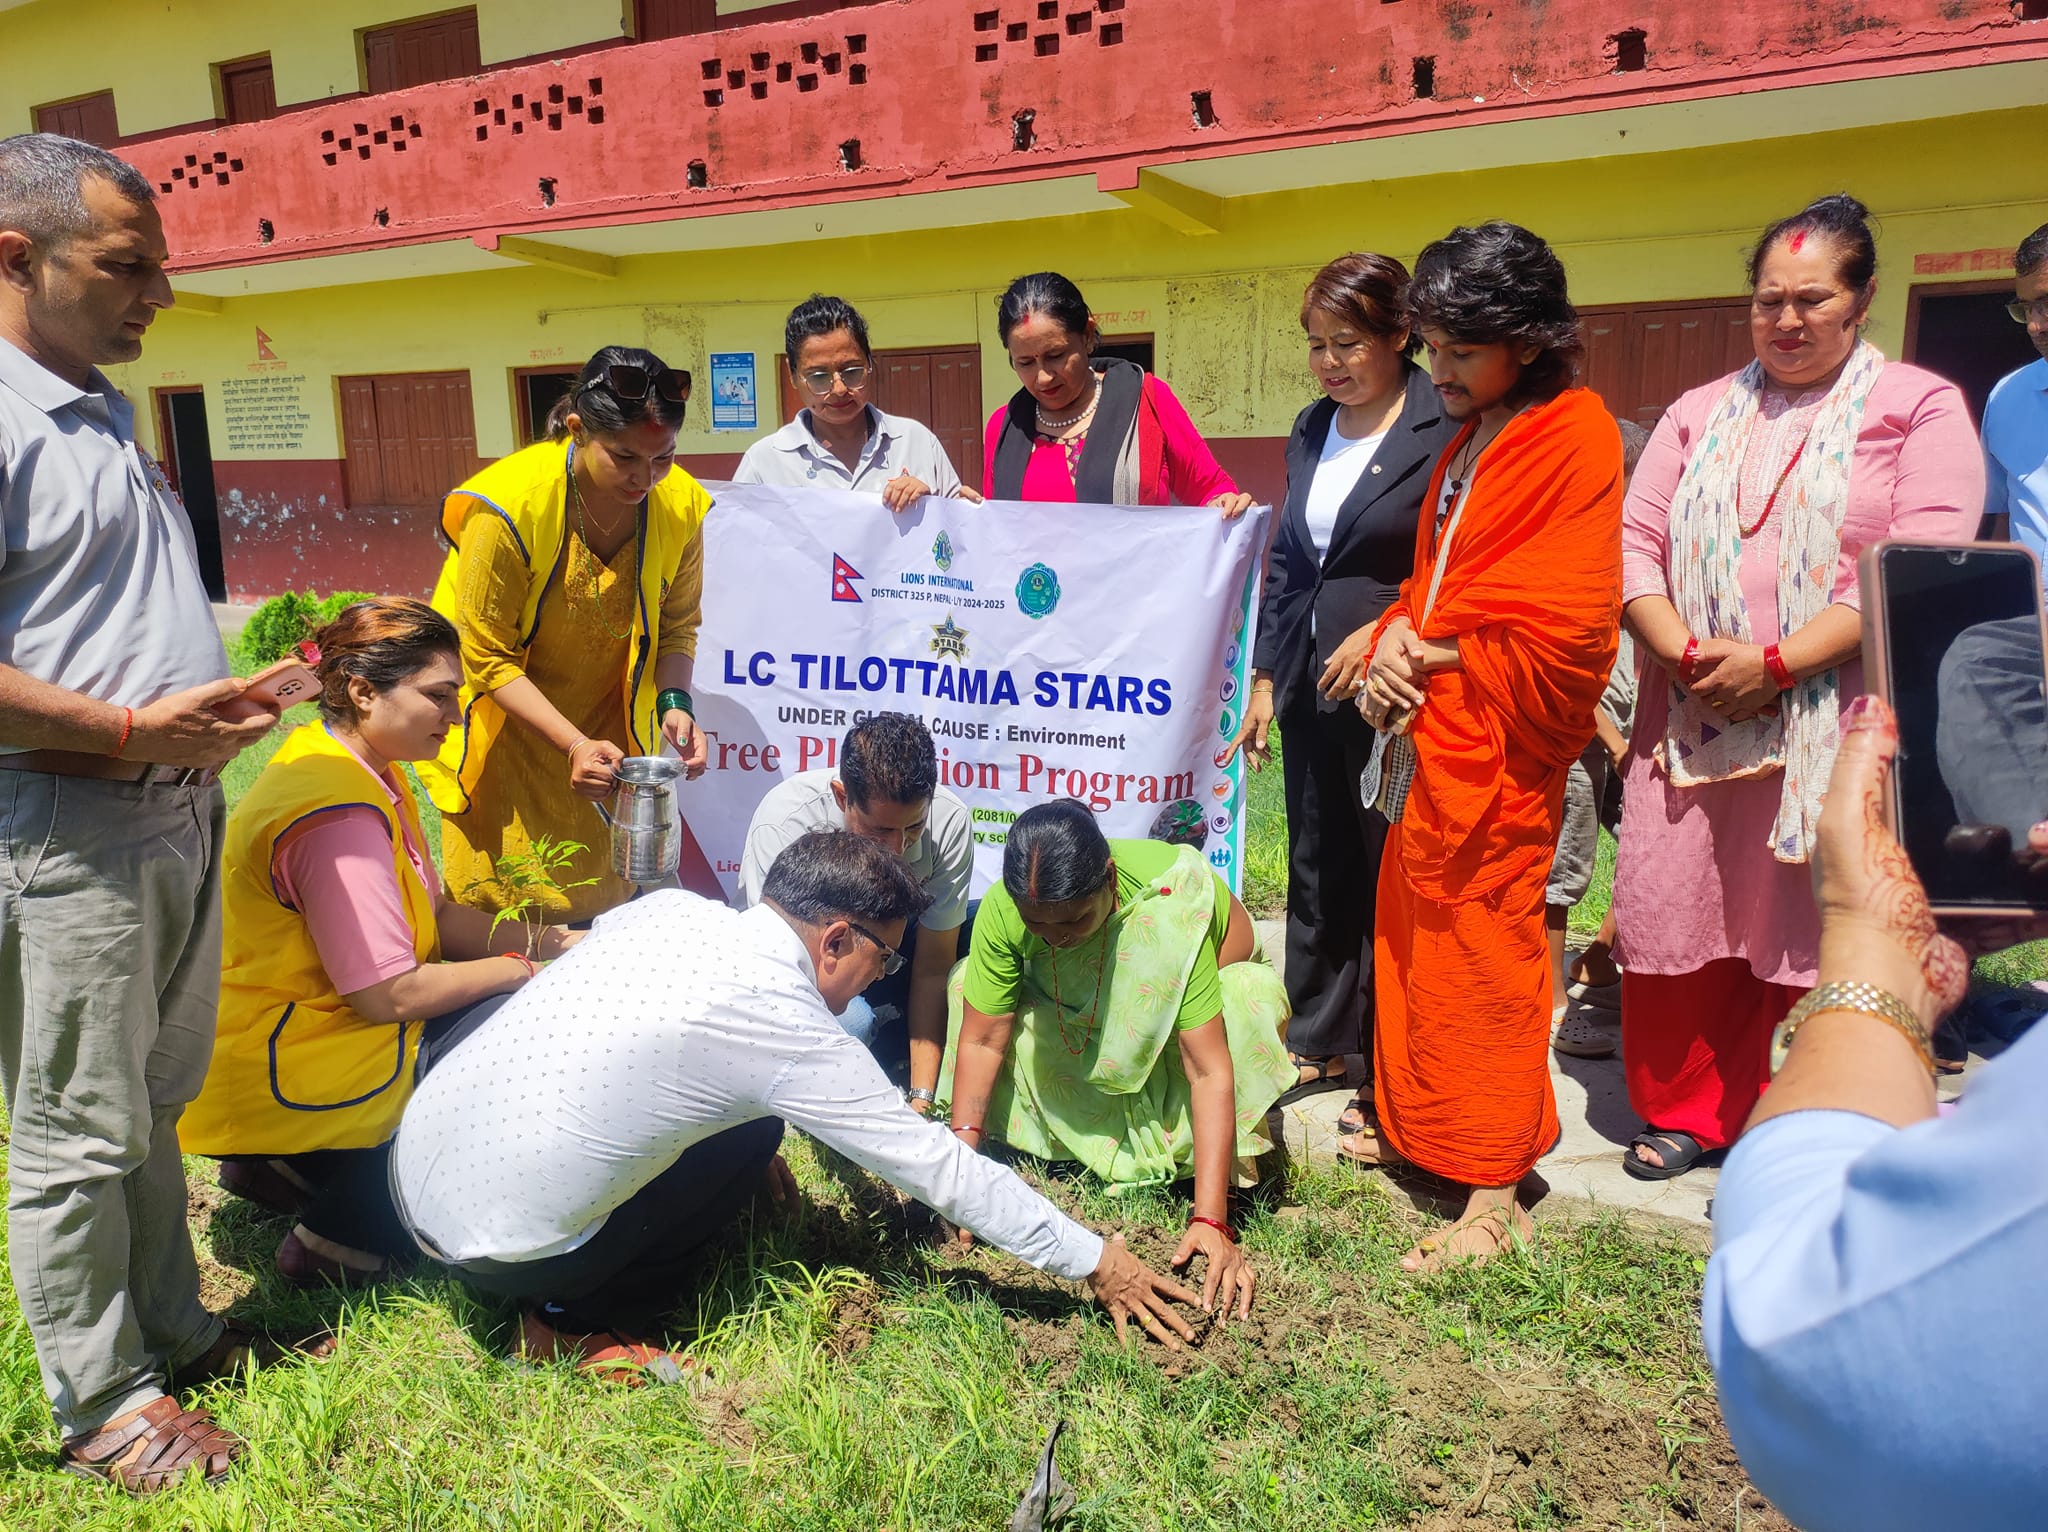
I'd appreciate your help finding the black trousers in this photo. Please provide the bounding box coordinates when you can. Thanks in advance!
[447,1116,786,1334]
[222,993,512,1259]
[1279,699,1390,1061]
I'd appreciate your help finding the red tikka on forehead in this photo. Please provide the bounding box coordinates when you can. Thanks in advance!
[1786,228,1808,254]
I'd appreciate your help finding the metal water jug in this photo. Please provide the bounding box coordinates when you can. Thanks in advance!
[593,756,684,884]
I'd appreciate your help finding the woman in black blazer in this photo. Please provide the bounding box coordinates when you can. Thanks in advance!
[1226,253,1458,1127]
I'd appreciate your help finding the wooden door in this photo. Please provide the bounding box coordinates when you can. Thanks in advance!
[363,10,482,94]
[339,371,478,509]
[220,57,278,124]
[1579,299,1752,429]
[35,91,119,146]
[637,0,721,39]
[871,345,983,490]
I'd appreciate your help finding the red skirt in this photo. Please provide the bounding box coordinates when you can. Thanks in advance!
[1620,960,1803,1150]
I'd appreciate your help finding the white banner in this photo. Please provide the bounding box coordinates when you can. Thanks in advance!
[687,483,1267,898]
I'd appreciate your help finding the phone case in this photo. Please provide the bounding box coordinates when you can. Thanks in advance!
[1859,539,2048,919]
[241,657,321,708]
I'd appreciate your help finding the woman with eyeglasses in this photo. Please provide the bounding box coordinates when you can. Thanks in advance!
[735,294,979,508]
[983,272,1255,515]
[939,800,1295,1316]
[422,344,723,921]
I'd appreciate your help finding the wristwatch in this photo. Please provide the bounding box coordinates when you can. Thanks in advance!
[1769,980,1936,1078]
[905,1086,937,1107]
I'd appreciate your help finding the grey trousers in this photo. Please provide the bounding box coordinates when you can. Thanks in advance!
[0,772,226,1437]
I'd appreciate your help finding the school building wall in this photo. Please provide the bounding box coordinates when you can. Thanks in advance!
[103,103,2048,601]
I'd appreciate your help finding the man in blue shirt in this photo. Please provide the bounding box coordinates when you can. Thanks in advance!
[1983,223,2048,557]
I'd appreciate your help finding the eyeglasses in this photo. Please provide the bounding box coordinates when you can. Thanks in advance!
[2007,298,2048,325]
[586,364,691,404]
[800,364,870,393]
[846,920,905,976]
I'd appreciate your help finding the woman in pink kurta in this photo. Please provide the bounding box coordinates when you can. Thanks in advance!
[981,271,1250,511]
[1610,196,1982,1178]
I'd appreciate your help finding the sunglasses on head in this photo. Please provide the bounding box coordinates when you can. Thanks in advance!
[587,363,692,405]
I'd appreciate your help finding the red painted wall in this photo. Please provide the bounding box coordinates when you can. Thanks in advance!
[133,0,2048,277]
[217,460,445,600]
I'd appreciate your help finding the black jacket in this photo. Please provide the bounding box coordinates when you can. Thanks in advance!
[1253,366,1460,720]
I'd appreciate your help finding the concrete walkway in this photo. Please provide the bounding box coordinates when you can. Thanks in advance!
[1253,918,1718,1228]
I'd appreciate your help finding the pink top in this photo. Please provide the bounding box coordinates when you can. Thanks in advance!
[1612,361,1983,984]
[273,735,440,997]
[978,375,1236,505]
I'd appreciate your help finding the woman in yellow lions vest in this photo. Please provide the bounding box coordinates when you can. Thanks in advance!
[183,600,577,1286]
[423,344,721,918]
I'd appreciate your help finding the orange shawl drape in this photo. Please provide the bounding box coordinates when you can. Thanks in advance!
[1370,386,1623,1187]
[1374,386,1625,903]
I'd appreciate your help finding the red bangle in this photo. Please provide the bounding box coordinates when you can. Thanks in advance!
[110,706,134,759]
[498,951,537,979]
[1678,637,1701,684]
[1188,1213,1236,1243]
[1763,643,1796,692]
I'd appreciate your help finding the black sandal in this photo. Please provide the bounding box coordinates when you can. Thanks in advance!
[1276,1051,1349,1106]
[1622,1126,1715,1182]
[1335,1088,1372,1138]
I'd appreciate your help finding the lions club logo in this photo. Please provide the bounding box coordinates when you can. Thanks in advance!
[929,614,970,661]
[1015,562,1062,620]
[932,530,955,572]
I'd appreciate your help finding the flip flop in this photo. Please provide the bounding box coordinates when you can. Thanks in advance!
[1276,1051,1349,1107]
[1622,1126,1716,1181]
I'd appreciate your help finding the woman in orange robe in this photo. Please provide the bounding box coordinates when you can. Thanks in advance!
[1351,222,1623,1271]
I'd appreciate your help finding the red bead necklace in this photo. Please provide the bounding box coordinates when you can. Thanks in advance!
[1738,431,1812,539]
[1047,918,1114,1056]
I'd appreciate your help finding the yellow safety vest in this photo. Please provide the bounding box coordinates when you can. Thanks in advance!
[417,439,713,815]
[181,723,441,1156]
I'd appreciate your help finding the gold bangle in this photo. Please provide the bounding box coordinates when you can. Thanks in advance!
[1250,680,1274,694]
[1770,980,1936,1078]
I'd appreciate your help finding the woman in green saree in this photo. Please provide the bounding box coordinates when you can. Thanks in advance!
[941,800,1295,1318]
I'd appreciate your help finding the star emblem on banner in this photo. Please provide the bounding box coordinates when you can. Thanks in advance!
[929,614,970,661]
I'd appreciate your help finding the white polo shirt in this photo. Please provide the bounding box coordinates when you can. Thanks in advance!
[733,405,964,496]
[0,338,227,748]
[392,894,1104,1280]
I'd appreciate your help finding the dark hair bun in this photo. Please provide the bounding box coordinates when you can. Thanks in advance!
[1747,192,1878,294]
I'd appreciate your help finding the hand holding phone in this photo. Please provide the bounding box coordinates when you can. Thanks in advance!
[238,656,321,710]
[1860,541,2048,917]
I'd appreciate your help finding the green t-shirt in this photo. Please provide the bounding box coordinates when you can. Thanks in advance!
[961,838,1232,1031]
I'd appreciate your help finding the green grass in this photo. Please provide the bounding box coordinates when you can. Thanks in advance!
[0,1139,1762,1530]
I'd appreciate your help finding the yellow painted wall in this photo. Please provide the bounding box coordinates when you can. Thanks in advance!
[112,104,2048,466]
[2,0,630,136]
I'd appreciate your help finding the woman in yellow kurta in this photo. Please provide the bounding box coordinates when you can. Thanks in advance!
[184,600,573,1286]
[424,346,720,919]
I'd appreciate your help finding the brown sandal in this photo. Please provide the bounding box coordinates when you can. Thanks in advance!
[60,1396,243,1494]
[168,1322,338,1395]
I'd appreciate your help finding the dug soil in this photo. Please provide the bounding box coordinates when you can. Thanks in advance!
[777,1172,1788,1531]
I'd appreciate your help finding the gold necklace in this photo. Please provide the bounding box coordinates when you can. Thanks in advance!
[567,461,637,641]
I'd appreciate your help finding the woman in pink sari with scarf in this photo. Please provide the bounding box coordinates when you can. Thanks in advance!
[1611,194,1982,1179]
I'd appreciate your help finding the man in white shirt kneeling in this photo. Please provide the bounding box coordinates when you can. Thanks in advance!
[391,830,1205,1380]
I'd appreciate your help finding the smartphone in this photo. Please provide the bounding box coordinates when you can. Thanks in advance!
[1861,540,2048,916]
[240,656,321,709]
